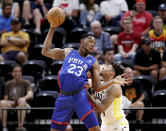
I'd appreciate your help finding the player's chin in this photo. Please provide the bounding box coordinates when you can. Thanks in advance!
[89,48,93,53]
[87,49,92,54]
[89,50,93,54]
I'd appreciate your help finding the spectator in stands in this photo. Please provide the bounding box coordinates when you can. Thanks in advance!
[147,16,166,57]
[52,0,80,33]
[0,65,33,131]
[114,17,141,63]
[0,3,13,36]
[122,67,145,123]
[158,3,166,27]
[22,0,51,34]
[0,18,30,64]
[0,0,20,18]
[159,50,166,79]
[102,48,115,65]
[99,0,128,26]
[79,0,99,28]
[121,0,152,36]
[90,21,112,56]
[134,37,161,81]
[99,48,115,81]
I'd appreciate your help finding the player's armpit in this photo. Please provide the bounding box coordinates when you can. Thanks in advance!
[64,48,73,57]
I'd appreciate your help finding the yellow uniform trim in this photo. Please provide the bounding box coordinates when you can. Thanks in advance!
[149,29,166,40]
[113,97,123,120]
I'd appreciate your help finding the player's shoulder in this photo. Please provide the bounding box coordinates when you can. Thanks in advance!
[64,48,74,57]
[92,60,100,69]
[108,84,121,97]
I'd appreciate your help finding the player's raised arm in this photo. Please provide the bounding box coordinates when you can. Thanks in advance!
[41,27,72,60]
[91,62,131,92]
[41,7,72,60]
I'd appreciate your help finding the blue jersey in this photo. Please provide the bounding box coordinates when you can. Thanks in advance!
[58,49,96,91]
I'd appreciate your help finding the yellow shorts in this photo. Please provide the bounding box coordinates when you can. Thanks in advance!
[101,118,129,131]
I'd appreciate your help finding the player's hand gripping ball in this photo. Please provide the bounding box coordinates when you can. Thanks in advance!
[46,7,66,28]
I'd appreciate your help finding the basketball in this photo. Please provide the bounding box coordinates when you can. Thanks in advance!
[46,7,66,27]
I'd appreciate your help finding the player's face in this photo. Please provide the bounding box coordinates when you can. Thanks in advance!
[100,65,114,78]
[84,36,96,53]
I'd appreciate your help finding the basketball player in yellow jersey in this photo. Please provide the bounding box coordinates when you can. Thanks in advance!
[87,64,129,131]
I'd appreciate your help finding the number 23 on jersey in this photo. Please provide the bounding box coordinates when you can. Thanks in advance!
[68,64,84,76]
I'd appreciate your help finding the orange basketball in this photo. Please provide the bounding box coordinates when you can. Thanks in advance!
[46,7,66,27]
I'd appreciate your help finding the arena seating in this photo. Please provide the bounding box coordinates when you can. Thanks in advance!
[0,60,17,81]
[134,75,156,99]
[22,60,46,83]
[37,75,59,92]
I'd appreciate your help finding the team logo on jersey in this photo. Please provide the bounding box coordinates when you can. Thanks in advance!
[81,92,85,96]
[87,59,92,64]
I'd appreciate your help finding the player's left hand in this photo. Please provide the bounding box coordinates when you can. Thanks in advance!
[113,73,132,86]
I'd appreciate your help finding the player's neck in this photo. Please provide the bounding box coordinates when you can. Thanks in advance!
[103,77,112,82]
[78,48,88,57]
[104,62,111,66]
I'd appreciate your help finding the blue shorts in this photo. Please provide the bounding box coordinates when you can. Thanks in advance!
[51,89,99,130]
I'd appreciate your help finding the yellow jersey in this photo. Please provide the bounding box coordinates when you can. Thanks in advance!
[148,29,166,54]
[95,88,125,125]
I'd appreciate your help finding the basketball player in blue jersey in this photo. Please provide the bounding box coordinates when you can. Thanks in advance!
[41,26,131,131]
[87,64,129,131]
